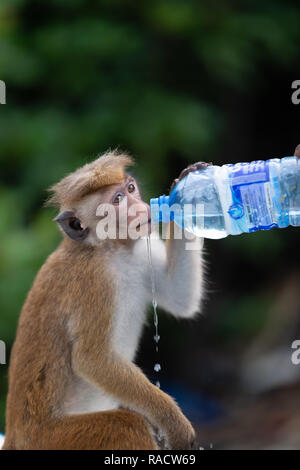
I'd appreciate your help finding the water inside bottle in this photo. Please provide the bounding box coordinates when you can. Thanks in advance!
[185,215,227,239]
[279,157,300,226]
[175,208,227,239]
[172,169,228,239]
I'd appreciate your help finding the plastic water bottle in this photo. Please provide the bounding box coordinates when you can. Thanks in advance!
[150,157,300,239]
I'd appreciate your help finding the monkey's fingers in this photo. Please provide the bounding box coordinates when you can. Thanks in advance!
[178,161,212,181]
[170,161,212,193]
[170,178,179,193]
[294,144,300,158]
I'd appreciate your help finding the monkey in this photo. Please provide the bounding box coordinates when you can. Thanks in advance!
[3,150,205,450]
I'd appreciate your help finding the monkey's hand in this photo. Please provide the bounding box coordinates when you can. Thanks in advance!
[160,406,196,450]
[169,161,212,193]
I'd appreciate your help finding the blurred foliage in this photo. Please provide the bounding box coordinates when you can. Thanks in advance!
[0,0,300,433]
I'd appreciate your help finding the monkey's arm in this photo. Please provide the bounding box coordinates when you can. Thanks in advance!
[148,227,203,318]
[72,339,195,450]
[148,161,207,318]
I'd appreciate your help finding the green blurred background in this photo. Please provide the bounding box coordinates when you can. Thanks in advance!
[1,0,300,448]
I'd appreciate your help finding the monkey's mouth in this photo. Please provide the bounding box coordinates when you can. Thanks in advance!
[137,218,151,229]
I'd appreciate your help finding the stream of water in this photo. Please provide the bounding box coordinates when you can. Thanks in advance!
[146,235,161,389]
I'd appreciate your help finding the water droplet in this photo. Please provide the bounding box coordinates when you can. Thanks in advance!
[199,446,205,450]
[156,380,160,388]
[147,237,162,388]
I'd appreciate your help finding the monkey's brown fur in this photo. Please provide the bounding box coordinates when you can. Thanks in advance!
[4,151,197,450]
[4,239,157,450]
[47,150,134,208]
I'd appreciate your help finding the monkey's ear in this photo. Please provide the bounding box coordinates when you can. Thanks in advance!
[54,210,89,241]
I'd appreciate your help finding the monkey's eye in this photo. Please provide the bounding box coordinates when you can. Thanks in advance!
[113,192,124,205]
[128,183,135,193]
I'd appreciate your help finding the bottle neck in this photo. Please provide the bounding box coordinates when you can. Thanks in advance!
[158,194,170,206]
[150,195,172,223]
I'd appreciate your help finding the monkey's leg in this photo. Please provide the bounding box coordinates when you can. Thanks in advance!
[27,409,158,450]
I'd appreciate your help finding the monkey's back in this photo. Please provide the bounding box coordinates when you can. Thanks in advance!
[5,241,99,447]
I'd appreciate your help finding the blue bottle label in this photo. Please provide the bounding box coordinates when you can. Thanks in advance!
[227,160,278,232]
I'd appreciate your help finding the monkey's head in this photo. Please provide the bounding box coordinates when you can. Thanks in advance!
[47,151,151,246]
